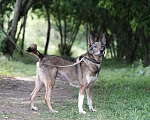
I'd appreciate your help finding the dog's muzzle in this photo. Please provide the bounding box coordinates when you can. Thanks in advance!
[97,53,104,57]
[26,48,31,52]
[97,49,105,56]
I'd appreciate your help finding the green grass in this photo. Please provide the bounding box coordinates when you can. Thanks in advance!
[0,57,36,77]
[38,60,150,120]
[1,57,150,119]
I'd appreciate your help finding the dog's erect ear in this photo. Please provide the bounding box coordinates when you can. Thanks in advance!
[101,33,106,45]
[88,34,94,47]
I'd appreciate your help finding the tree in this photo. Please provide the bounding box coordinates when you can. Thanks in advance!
[31,0,52,55]
[2,0,38,56]
[50,0,83,56]
[0,0,15,29]
[98,0,150,65]
[44,0,51,55]
[0,0,3,28]
[21,14,27,55]
[5,0,22,56]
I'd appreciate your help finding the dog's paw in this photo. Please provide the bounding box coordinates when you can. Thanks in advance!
[91,109,97,112]
[51,109,59,113]
[79,110,86,114]
[31,107,38,111]
[89,106,97,112]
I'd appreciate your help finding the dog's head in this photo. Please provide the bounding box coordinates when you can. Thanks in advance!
[26,44,37,54]
[88,34,106,57]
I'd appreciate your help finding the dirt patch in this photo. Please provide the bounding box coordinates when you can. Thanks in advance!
[0,76,78,120]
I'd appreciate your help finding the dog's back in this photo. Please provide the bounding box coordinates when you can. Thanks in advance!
[26,44,80,86]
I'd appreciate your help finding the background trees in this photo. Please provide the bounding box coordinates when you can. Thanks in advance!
[1,0,37,56]
[0,0,150,66]
[98,0,150,65]
[50,0,83,56]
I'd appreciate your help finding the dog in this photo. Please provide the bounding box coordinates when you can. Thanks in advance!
[26,34,106,114]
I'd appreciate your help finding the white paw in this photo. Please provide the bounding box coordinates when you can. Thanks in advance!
[89,106,97,112]
[79,110,86,114]
[91,109,97,112]
[51,110,59,113]
[31,106,38,111]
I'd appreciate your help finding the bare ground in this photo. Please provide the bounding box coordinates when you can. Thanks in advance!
[0,76,78,120]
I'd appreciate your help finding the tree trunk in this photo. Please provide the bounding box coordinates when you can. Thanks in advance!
[5,0,22,56]
[44,1,51,55]
[56,0,63,46]
[0,0,3,28]
[20,0,37,17]
[141,27,149,66]
[16,20,24,41]
[126,28,133,64]
[130,35,139,63]
[21,14,27,55]
[64,18,67,47]
[70,22,80,48]
[3,0,37,56]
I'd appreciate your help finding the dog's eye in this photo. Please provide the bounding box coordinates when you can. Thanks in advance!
[94,46,97,48]
[101,46,105,49]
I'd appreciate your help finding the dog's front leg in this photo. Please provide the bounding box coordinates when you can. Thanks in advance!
[78,84,86,114]
[86,87,97,112]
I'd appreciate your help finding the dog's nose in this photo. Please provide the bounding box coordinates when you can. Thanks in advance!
[100,50,103,54]
[26,48,30,52]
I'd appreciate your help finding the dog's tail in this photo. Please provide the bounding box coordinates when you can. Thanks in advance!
[26,44,43,60]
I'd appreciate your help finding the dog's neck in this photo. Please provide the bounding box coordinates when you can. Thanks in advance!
[37,51,44,59]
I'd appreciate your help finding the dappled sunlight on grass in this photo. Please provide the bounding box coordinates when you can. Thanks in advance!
[0,58,36,77]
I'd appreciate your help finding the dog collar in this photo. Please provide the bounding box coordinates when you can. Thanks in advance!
[84,57,101,64]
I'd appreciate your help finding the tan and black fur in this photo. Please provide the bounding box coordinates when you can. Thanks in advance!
[26,34,106,114]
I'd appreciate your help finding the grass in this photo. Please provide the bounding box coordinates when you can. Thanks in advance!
[36,60,150,120]
[0,56,36,77]
[1,56,150,119]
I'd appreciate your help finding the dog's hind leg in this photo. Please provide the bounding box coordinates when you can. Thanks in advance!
[30,75,44,111]
[45,68,58,113]
[45,79,58,113]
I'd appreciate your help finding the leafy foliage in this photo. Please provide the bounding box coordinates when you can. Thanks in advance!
[98,0,150,30]
[0,0,150,65]
[98,0,150,65]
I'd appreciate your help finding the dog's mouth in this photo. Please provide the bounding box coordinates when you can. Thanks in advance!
[96,50,105,57]
[97,53,104,57]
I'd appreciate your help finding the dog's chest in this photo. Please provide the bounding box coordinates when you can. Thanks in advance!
[85,64,101,85]
[86,74,98,85]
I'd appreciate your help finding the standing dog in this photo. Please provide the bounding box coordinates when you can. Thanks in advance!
[26,34,106,114]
